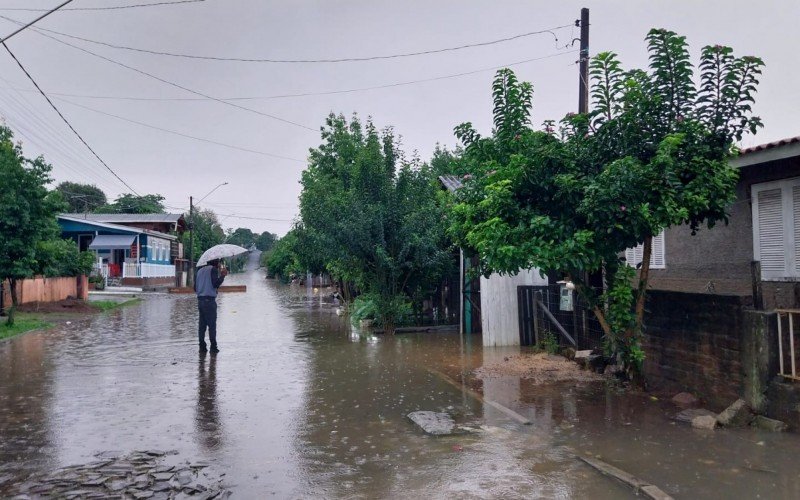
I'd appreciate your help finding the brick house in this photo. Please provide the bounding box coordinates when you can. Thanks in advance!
[630,136,800,310]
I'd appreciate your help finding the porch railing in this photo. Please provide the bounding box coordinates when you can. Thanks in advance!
[122,263,176,278]
[776,309,800,381]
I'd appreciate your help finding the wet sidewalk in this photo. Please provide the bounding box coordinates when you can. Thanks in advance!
[1,268,800,498]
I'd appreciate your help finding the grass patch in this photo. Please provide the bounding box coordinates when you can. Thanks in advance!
[90,298,142,311]
[0,317,53,340]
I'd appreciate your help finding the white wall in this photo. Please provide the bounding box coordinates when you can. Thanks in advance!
[480,269,548,346]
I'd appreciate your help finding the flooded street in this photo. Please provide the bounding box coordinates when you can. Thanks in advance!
[2,263,800,498]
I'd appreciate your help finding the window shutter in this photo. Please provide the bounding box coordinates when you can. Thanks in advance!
[651,232,665,268]
[757,188,784,275]
[794,185,800,275]
[625,232,666,269]
[625,248,635,266]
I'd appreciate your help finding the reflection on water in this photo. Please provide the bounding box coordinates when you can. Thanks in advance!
[196,353,221,452]
[0,263,799,498]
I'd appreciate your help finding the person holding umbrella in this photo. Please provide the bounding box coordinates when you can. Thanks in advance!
[195,259,227,353]
[193,244,248,353]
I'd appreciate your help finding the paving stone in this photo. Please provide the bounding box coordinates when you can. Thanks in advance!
[671,392,699,408]
[132,490,154,499]
[81,477,108,487]
[716,399,754,427]
[691,415,717,430]
[176,472,194,485]
[753,415,788,432]
[107,480,130,491]
[407,411,456,435]
[675,408,716,423]
[151,481,172,492]
[152,472,174,482]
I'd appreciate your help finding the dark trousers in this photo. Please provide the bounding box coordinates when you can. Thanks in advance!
[198,297,218,349]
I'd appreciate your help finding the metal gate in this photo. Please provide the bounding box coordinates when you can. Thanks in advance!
[517,285,605,350]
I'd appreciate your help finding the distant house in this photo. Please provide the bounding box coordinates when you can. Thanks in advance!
[57,213,187,287]
[645,136,800,310]
[438,175,548,347]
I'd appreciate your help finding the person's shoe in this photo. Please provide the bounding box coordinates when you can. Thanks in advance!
[199,345,208,353]
[210,346,220,354]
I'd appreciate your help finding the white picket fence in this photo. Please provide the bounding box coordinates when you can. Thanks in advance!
[122,263,176,278]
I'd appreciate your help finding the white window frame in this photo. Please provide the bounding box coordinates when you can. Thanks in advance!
[624,231,666,270]
[751,177,800,281]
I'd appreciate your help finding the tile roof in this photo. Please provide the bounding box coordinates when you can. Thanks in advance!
[739,136,800,156]
[60,213,184,224]
[58,215,178,240]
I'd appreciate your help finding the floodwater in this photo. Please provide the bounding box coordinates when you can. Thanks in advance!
[1,258,800,498]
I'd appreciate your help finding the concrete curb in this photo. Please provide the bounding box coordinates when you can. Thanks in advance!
[578,456,674,499]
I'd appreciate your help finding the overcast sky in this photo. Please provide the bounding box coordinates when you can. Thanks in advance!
[0,0,797,235]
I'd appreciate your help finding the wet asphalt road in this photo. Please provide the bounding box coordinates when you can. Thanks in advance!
[2,259,800,498]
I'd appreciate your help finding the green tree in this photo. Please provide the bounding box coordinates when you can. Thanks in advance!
[449,31,763,380]
[255,231,277,251]
[0,126,64,325]
[299,114,454,333]
[35,238,95,277]
[95,193,165,214]
[189,209,225,261]
[262,229,302,280]
[225,227,256,248]
[55,182,107,213]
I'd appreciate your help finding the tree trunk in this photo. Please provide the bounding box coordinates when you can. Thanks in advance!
[7,278,18,326]
[633,235,653,334]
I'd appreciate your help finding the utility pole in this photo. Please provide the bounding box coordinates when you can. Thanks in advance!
[188,195,194,287]
[578,7,590,114]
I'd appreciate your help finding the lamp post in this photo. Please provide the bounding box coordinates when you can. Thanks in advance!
[188,182,228,287]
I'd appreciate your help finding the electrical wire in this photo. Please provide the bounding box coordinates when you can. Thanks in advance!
[0,0,73,43]
[54,96,307,163]
[0,72,132,192]
[2,42,141,195]
[0,49,578,103]
[0,19,318,133]
[0,0,207,12]
[21,21,574,63]
[0,91,125,194]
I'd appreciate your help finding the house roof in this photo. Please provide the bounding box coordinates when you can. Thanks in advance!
[57,215,177,240]
[739,136,800,156]
[733,135,800,168]
[61,213,185,224]
[438,175,464,193]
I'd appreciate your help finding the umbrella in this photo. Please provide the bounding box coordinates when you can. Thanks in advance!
[196,244,249,267]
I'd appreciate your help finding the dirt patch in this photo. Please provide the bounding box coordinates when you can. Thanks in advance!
[17,298,99,314]
[474,352,604,384]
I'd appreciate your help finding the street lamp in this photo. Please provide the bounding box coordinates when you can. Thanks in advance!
[188,182,228,286]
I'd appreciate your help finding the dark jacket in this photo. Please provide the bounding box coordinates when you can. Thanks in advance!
[195,266,225,298]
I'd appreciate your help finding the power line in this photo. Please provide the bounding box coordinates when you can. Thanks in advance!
[22,21,574,63]
[0,72,132,192]
[2,42,141,195]
[0,90,126,193]
[0,0,73,44]
[0,0,207,12]
[0,49,578,103]
[54,96,307,163]
[0,19,318,133]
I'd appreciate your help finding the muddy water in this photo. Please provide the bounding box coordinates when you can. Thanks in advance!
[1,266,799,498]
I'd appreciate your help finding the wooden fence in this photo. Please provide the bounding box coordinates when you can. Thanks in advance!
[1,276,88,308]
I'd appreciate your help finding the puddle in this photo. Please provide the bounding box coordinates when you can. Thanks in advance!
[0,263,799,498]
